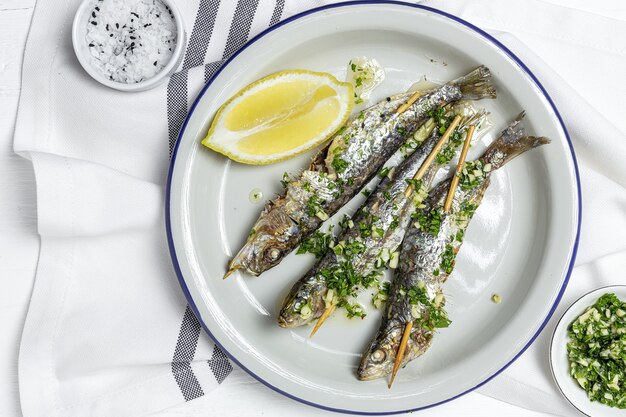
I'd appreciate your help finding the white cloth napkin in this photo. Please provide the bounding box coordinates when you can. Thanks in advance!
[13,0,626,416]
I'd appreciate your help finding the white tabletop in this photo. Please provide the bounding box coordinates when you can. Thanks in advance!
[0,1,573,416]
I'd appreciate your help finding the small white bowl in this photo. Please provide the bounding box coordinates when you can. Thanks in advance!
[71,0,186,92]
[550,285,626,417]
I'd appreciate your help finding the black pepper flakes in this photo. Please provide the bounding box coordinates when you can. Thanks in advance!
[115,23,119,29]
[153,61,157,66]
[386,97,391,102]
[91,11,96,18]
[91,21,97,25]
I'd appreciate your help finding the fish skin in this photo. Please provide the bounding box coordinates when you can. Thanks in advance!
[357,113,550,381]
[277,108,490,328]
[229,66,496,277]
[278,127,440,328]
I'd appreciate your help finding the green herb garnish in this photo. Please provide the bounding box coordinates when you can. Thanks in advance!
[332,156,349,174]
[305,195,325,217]
[297,227,334,258]
[439,244,455,274]
[413,207,443,235]
[567,293,626,409]
[281,172,291,188]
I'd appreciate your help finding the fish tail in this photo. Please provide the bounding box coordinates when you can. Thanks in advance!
[460,108,489,129]
[481,112,550,170]
[451,65,497,101]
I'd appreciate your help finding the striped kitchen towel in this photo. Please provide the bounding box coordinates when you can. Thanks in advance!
[14,0,626,416]
[14,1,337,416]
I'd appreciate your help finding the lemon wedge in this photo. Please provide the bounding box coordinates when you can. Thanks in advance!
[201,70,354,165]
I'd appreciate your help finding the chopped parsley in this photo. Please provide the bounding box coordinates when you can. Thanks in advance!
[456,201,478,228]
[427,106,447,129]
[342,239,366,258]
[412,207,444,235]
[297,226,334,258]
[567,293,626,409]
[436,129,463,165]
[305,195,326,217]
[281,172,291,188]
[405,284,430,305]
[439,244,456,274]
[401,283,451,330]
[372,281,391,309]
[378,166,391,178]
[395,125,406,136]
[342,300,366,319]
[361,189,371,198]
[332,156,349,174]
[405,178,422,190]
[338,214,353,231]
[320,256,381,312]
[459,160,489,190]
[358,221,372,237]
[400,118,436,156]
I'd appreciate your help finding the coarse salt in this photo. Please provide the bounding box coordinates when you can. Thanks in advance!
[85,0,177,84]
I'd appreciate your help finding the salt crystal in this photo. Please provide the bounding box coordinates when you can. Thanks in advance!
[85,0,177,84]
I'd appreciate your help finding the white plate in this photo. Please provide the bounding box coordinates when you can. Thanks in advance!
[550,286,626,417]
[166,2,581,413]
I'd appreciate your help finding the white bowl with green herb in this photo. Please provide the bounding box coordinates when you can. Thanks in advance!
[550,286,626,416]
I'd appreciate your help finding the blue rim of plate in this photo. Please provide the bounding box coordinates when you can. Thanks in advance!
[166,1,582,414]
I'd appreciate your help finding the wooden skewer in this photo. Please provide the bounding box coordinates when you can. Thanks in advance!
[404,115,462,198]
[395,91,423,114]
[223,265,239,279]
[388,321,413,388]
[443,125,475,213]
[389,125,476,388]
[311,116,463,337]
[309,304,336,338]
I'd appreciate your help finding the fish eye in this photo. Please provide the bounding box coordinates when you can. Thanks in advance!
[266,247,281,261]
[371,349,386,363]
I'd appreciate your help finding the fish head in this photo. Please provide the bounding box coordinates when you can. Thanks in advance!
[229,203,299,276]
[357,321,433,381]
[357,323,403,380]
[277,274,327,328]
